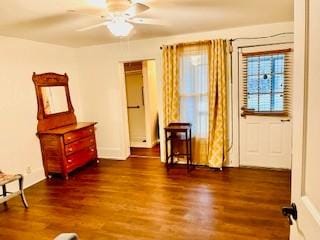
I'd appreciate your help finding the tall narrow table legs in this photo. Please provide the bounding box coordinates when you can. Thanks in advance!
[164,123,193,172]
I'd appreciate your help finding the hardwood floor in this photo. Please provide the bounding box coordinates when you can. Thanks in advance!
[0,158,291,240]
[130,143,160,158]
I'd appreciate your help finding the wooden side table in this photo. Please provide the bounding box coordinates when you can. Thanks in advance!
[164,122,193,172]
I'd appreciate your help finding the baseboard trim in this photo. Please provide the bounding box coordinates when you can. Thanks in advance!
[240,165,291,171]
[130,142,148,148]
[151,139,160,147]
[24,168,46,188]
[5,168,46,192]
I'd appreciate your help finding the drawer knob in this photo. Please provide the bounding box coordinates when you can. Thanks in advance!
[68,148,73,152]
[90,139,94,143]
[89,129,93,133]
[90,148,95,152]
[67,159,72,163]
[67,137,72,140]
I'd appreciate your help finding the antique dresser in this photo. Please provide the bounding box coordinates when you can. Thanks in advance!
[32,72,98,179]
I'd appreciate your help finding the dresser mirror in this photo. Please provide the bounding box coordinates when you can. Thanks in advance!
[32,72,76,132]
[41,86,68,115]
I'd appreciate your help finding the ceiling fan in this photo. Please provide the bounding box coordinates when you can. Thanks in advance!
[70,0,165,37]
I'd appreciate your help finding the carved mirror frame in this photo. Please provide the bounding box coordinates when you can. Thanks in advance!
[32,72,77,132]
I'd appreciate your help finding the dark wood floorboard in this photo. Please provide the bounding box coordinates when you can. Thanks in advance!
[0,158,291,240]
[130,144,160,157]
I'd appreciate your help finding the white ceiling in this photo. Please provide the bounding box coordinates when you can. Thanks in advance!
[0,0,293,48]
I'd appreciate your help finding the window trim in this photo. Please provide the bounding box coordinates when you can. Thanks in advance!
[242,48,292,57]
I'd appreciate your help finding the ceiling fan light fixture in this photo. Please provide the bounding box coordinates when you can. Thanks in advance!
[106,20,134,37]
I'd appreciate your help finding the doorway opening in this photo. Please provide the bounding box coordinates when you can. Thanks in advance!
[123,60,160,158]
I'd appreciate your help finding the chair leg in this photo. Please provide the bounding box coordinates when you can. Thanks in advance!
[2,185,7,207]
[18,175,29,208]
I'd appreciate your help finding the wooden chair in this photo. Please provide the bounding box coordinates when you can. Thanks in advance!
[0,171,28,208]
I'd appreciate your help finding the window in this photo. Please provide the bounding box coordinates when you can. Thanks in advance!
[179,46,209,138]
[242,49,292,115]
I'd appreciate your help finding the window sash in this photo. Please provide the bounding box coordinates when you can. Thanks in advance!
[179,48,209,137]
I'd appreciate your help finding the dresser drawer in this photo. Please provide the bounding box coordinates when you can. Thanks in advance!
[65,135,95,156]
[64,126,94,144]
[66,146,97,170]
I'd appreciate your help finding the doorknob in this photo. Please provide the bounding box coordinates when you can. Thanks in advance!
[282,203,297,225]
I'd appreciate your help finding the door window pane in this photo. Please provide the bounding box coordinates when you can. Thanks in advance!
[248,76,259,94]
[248,57,259,75]
[259,75,272,94]
[259,94,271,111]
[245,54,285,112]
[248,94,259,111]
[260,56,272,74]
[273,93,284,111]
[274,55,285,73]
[274,74,284,92]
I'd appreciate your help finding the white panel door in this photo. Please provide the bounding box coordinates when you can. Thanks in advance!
[290,0,320,238]
[240,116,292,168]
[239,44,292,169]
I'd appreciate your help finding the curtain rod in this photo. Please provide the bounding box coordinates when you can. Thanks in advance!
[160,40,212,50]
[159,32,294,50]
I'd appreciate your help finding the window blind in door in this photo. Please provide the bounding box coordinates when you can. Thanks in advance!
[242,48,292,116]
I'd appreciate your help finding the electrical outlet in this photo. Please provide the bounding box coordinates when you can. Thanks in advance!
[26,166,32,174]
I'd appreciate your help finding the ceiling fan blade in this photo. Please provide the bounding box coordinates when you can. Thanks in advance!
[128,18,168,26]
[77,21,108,32]
[124,3,150,17]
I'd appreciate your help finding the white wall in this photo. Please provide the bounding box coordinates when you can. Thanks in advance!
[0,36,81,188]
[76,21,294,166]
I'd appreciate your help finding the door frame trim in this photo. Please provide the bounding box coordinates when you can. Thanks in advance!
[120,59,160,156]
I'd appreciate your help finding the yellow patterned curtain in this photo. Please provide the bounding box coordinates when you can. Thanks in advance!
[162,45,180,125]
[162,40,229,168]
[208,39,229,168]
